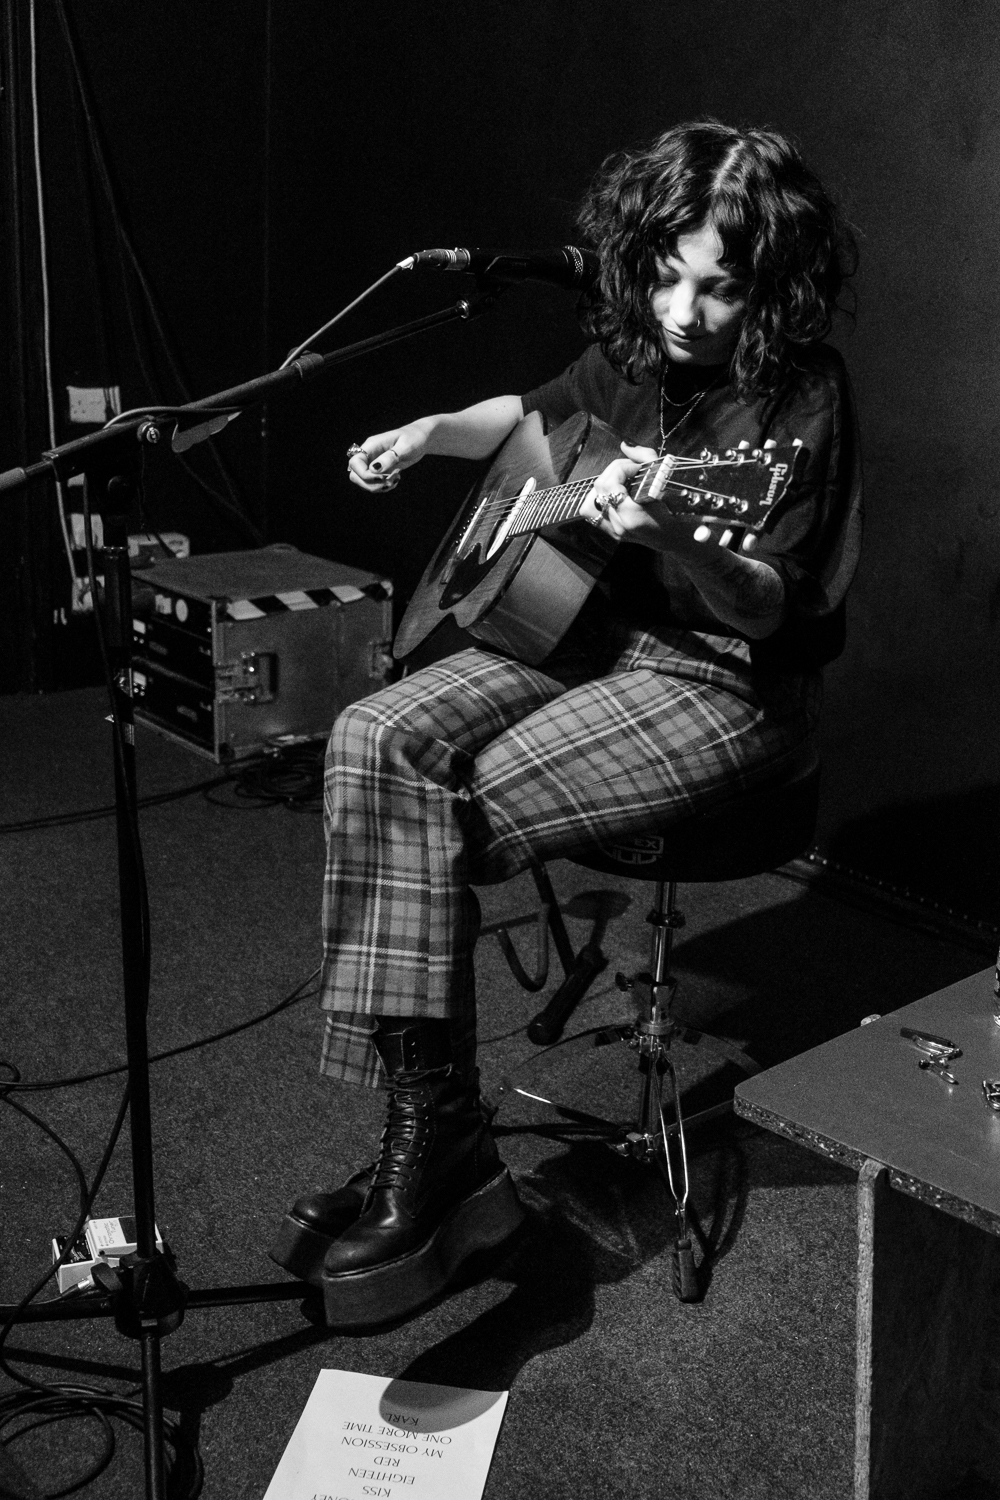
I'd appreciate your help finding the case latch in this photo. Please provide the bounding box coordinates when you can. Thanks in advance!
[216,652,277,704]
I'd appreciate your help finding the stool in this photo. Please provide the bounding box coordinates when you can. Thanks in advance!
[494,741,821,1299]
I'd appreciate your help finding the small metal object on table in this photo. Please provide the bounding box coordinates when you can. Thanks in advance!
[734,967,1000,1500]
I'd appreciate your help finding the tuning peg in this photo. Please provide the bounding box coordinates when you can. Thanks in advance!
[763,439,777,449]
[719,528,734,548]
[737,439,751,450]
[751,448,762,458]
[793,438,803,447]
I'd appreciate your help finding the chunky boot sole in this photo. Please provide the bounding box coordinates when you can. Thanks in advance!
[321,1169,524,1328]
[268,1215,338,1285]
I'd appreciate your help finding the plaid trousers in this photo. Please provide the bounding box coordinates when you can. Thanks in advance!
[319,606,819,1087]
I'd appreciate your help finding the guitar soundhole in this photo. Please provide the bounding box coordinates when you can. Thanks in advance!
[440,546,495,607]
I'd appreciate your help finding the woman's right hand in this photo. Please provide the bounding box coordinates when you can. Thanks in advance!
[346,420,431,492]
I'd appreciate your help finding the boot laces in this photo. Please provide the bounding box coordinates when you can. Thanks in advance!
[370,1072,441,1193]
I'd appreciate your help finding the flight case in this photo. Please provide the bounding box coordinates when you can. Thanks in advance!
[130,546,393,762]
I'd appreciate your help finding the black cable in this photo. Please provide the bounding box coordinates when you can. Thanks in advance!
[0,1089,129,1384]
[2,726,326,837]
[0,951,309,1494]
[0,945,301,1496]
[202,743,326,812]
[1,1391,116,1497]
[0,1091,138,1495]
[0,774,231,836]
[0,967,319,1095]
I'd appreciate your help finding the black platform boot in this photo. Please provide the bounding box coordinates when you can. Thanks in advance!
[320,1017,523,1327]
[268,1163,376,1284]
[268,1091,499,1285]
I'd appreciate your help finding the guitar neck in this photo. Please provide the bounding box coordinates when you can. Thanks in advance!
[505,468,646,537]
[505,445,801,537]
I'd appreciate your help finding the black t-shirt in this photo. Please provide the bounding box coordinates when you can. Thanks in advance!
[521,342,863,669]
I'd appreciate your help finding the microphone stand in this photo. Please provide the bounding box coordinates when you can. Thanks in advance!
[0,290,497,1500]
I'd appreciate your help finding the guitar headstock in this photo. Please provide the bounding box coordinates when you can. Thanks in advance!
[645,441,807,531]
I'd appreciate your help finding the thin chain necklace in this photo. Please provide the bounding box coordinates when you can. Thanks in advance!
[658,373,719,455]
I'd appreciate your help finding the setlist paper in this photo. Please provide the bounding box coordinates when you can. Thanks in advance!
[262,1368,509,1500]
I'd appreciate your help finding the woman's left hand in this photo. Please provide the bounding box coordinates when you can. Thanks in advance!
[583,441,761,558]
[582,440,786,638]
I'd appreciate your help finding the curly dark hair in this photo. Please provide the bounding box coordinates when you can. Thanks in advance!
[577,120,858,399]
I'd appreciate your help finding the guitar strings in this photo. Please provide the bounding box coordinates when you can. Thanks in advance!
[471,458,713,522]
[471,456,759,531]
[511,477,756,535]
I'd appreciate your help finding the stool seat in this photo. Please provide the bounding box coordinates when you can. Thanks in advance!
[569,743,820,884]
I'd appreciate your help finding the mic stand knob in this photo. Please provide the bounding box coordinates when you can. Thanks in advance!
[93,1252,188,1340]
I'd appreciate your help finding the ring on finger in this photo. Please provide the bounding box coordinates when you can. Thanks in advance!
[606,488,628,511]
[346,443,367,461]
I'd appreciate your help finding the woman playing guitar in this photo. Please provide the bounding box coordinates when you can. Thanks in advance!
[270,120,862,1324]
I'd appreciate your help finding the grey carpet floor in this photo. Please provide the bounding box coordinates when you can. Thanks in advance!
[0,688,988,1499]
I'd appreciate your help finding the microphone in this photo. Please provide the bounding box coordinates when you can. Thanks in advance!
[398,245,600,290]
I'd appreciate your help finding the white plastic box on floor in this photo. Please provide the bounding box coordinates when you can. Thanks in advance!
[130,544,393,762]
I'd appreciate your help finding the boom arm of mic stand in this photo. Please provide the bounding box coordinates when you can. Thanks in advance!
[0,292,499,491]
[203,293,497,410]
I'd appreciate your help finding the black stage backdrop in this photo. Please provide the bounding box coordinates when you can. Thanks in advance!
[2,0,998,923]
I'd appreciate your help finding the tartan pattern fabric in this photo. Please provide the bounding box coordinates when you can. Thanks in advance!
[319,612,819,1087]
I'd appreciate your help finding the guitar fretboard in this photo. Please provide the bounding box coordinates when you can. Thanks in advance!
[494,455,754,537]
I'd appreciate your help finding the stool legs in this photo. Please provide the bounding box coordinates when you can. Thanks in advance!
[522,864,607,1043]
[615,879,699,1300]
[648,878,685,1008]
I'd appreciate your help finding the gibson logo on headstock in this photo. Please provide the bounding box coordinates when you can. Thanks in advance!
[764,462,788,508]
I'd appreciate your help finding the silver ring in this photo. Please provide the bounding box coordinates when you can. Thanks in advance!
[346,443,367,461]
[983,1079,1000,1112]
[607,488,628,511]
[593,494,609,516]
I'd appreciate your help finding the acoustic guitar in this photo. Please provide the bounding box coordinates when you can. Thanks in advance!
[393,409,805,665]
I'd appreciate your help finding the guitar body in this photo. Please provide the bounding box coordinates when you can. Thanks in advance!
[393,410,805,666]
[393,410,623,664]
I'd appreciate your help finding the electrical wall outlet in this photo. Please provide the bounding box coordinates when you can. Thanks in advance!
[71,576,101,614]
[70,512,104,550]
[67,384,121,425]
